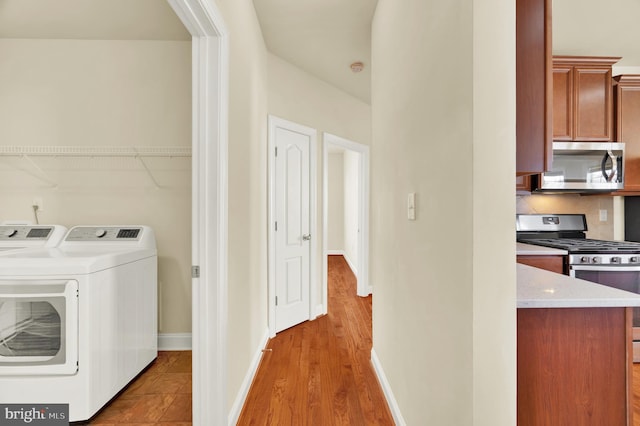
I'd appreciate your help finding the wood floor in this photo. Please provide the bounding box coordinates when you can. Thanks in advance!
[80,350,192,425]
[237,255,394,425]
[82,254,391,425]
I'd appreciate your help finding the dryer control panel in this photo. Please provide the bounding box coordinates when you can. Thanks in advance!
[65,226,142,241]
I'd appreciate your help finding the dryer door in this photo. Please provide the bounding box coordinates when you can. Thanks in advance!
[0,280,78,375]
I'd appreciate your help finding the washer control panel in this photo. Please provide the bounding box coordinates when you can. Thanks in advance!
[0,226,53,241]
[66,226,142,242]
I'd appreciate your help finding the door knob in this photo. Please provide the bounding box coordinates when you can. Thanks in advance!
[302,234,311,241]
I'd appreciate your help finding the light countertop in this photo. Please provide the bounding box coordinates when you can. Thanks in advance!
[517,263,640,308]
[516,242,567,256]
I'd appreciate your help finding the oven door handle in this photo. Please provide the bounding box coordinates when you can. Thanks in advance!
[571,265,640,272]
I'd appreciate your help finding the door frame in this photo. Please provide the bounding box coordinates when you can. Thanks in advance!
[268,115,318,337]
[322,133,370,299]
[167,0,228,425]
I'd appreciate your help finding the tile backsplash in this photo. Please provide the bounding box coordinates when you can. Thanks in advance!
[516,194,614,240]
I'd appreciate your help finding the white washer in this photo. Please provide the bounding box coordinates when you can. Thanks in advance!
[0,225,157,422]
[0,224,67,253]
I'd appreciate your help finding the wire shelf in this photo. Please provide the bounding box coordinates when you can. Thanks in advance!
[0,146,192,157]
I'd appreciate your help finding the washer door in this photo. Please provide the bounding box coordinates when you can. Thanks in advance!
[0,280,78,375]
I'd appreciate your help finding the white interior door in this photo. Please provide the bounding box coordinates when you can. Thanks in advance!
[273,120,313,333]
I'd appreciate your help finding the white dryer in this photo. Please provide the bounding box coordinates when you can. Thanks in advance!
[0,225,158,422]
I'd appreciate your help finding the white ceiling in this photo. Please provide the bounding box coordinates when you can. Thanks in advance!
[2,0,640,102]
[552,0,640,69]
[252,0,378,104]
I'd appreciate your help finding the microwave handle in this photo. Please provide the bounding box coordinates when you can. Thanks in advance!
[617,155,623,183]
[601,151,617,182]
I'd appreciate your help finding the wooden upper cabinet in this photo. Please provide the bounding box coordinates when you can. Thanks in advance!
[516,0,552,176]
[552,56,619,141]
[613,75,640,194]
[516,175,532,194]
[552,66,573,140]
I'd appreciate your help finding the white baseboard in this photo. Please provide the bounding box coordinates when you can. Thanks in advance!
[314,303,326,318]
[343,252,357,277]
[371,349,406,426]
[327,249,344,256]
[228,328,270,426]
[158,333,192,350]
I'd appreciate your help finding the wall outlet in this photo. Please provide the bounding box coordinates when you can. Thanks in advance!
[32,197,43,212]
[599,209,607,222]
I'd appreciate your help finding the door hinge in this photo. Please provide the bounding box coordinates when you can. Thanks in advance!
[275,296,278,306]
[191,265,200,278]
[275,146,278,157]
[275,221,278,231]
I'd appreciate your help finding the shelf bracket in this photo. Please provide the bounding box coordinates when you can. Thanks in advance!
[133,149,162,190]
[22,155,58,188]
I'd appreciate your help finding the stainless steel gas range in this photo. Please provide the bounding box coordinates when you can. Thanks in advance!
[517,213,640,362]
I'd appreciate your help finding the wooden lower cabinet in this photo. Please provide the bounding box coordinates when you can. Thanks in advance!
[517,255,564,274]
[518,307,633,426]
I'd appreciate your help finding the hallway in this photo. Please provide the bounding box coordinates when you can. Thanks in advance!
[237,255,393,425]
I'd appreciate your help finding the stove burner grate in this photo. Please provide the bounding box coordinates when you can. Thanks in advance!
[519,238,640,253]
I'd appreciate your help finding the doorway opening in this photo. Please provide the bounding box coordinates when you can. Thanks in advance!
[322,133,370,300]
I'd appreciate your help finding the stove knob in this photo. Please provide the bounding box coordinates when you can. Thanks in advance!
[631,257,639,264]
[611,256,622,264]
[3,229,17,238]
[580,256,590,263]
[592,256,601,264]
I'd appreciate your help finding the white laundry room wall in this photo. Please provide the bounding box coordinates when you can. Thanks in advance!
[0,38,192,337]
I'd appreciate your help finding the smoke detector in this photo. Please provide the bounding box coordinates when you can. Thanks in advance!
[350,62,364,73]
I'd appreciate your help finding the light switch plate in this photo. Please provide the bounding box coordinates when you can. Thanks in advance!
[407,193,416,220]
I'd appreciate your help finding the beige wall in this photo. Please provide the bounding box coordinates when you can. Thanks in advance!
[327,152,345,251]
[212,0,270,414]
[371,0,515,424]
[0,39,192,334]
[343,149,359,268]
[268,53,371,145]
[327,149,360,272]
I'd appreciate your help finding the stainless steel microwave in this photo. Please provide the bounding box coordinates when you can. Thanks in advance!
[536,142,624,192]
